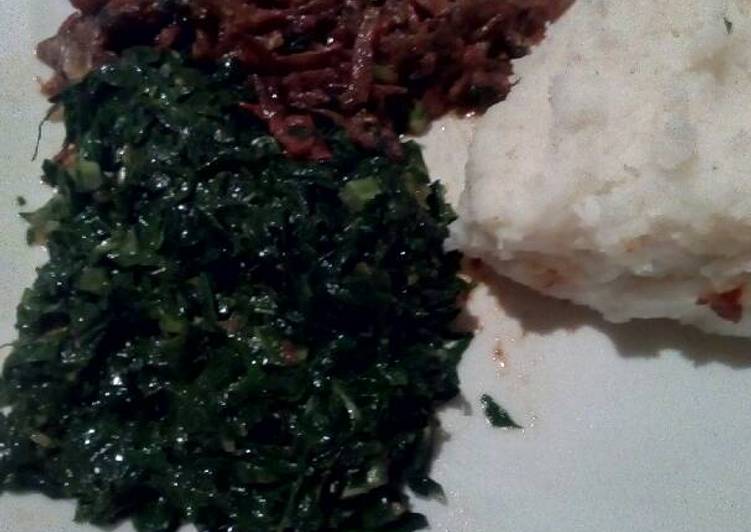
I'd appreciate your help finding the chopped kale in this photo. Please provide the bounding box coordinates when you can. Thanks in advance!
[0,49,469,532]
[481,395,522,429]
[407,104,429,136]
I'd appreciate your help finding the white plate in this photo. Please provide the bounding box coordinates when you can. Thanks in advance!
[2,2,751,531]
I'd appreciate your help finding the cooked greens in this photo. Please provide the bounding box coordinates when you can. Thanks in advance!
[0,49,468,531]
[481,394,522,429]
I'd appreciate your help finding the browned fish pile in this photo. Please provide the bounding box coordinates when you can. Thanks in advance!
[39,0,570,156]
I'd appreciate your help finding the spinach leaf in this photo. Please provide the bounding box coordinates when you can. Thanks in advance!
[481,394,522,429]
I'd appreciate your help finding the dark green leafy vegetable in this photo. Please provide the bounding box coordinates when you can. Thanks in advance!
[725,16,734,34]
[0,49,469,532]
[480,395,522,429]
[407,104,429,136]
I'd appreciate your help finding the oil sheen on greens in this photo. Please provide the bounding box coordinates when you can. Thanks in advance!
[0,49,468,532]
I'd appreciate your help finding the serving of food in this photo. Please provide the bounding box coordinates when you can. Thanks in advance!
[2,1,751,531]
[456,0,751,336]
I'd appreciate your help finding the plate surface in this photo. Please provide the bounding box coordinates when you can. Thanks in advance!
[2,3,751,531]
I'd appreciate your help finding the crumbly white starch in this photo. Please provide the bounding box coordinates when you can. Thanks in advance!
[455,0,751,336]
